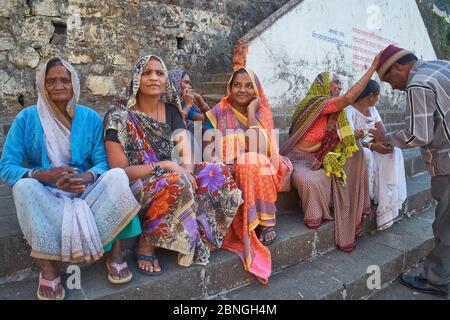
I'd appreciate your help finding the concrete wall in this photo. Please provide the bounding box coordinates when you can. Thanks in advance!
[242,0,437,115]
[0,0,288,118]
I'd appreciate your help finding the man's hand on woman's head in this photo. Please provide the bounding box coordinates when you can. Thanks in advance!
[370,51,383,71]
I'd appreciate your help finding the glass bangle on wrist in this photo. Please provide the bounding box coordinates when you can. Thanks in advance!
[27,169,34,178]
[28,169,40,179]
[87,170,97,182]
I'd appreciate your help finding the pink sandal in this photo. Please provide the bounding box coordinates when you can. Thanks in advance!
[106,260,133,284]
[36,273,65,300]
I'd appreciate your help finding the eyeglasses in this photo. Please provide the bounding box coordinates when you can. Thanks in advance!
[45,78,72,87]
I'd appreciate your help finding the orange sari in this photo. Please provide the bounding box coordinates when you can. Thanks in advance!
[205,68,283,283]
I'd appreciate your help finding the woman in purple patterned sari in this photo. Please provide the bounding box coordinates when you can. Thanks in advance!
[103,55,242,275]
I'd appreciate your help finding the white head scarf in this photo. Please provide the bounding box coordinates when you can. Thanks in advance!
[36,58,80,167]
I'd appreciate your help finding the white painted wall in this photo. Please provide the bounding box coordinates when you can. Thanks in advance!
[245,0,437,116]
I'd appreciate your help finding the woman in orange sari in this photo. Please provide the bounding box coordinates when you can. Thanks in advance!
[205,68,285,283]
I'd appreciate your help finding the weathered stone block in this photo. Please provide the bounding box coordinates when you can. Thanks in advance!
[30,0,62,17]
[68,52,93,64]
[0,0,28,17]
[89,64,105,74]
[0,70,20,95]
[20,17,55,46]
[9,47,40,69]
[86,75,116,96]
[0,36,15,51]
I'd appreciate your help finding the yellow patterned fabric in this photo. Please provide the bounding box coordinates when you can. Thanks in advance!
[290,72,331,135]
[322,112,359,182]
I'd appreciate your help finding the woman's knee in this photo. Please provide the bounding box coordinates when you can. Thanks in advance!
[235,152,272,176]
[13,178,41,195]
[236,152,269,165]
[100,168,128,185]
[175,174,195,196]
[292,170,328,191]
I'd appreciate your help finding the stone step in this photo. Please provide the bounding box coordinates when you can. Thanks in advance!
[214,207,435,300]
[403,149,427,177]
[0,184,12,197]
[210,73,233,83]
[0,118,13,153]
[0,203,435,300]
[0,213,333,300]
[0,171,432,290]
[0,195,15,218]
[368,263,447,300]
[385,123,405,132]
[272,114,291,130]
[378,110,405,124]
[278,128,290,146]
[197,82,227,97]
[203,94,223,108]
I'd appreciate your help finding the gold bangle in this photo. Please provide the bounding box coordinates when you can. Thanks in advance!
[368,143,373,151]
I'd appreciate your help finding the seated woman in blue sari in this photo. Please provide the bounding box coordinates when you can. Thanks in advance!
[0,58,142,300]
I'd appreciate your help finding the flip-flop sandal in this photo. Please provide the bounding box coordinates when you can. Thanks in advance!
[136,254,163,276]
[36,273,65,301]
[258,226,277,246]
[106,260,133,284]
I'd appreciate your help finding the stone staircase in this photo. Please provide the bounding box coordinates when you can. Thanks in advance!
[0,72,436,300]
[197,72,231,107]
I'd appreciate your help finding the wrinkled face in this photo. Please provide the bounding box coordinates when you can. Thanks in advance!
[230,72,256,108]
[180,73,192,93]
[139,58,166,97]
[329,76,343,97]
[45,65,73,104]
[382,63,409,91]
